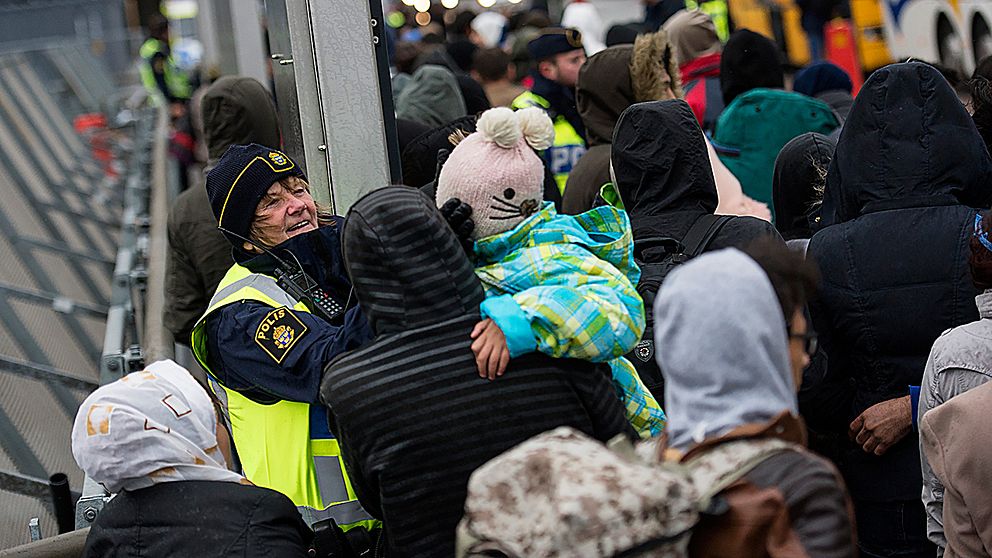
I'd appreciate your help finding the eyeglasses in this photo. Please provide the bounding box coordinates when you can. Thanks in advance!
[789,329,818,356]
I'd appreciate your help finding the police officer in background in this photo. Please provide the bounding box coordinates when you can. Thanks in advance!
[190,144,379,553]
[512,28,588,194]
[139,14,191,115]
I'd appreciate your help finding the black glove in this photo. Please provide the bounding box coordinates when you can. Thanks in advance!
[434,148,451,185]
[439,197,475,255]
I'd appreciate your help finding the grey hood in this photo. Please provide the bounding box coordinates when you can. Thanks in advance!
[200,76,280,166]
[654,248,796,451]
[395,65,468,128]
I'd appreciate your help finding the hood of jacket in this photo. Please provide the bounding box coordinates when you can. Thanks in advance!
[819,62,992,227]
[662,9,721,67]
[201,76,281,165]
[793,61,853,97]
[343,186,484,335]
[720,30,784,106]
[400,115,478,188]
[577,31,683,147]
[395,65,468,128]
[611,99,717,236]
[654,248,796,451]
[773,132,836,240]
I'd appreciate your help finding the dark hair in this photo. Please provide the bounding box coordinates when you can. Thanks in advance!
[521,11,551,29]
[970,210,992,291]
[452,10,477,37]
[473,48,511,82]
[744,238,820,320]
[147,13,169,39]
[970,56,992,152]
[394,41,423,75]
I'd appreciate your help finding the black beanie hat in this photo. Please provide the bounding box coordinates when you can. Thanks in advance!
[720,30,785,106]
[528,28,584,61]
[205,143,307,246]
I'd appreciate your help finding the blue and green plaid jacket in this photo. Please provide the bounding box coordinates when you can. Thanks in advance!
[473,203,666,437]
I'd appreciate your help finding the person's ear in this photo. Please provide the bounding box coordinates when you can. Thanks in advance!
[242,241,260,254]
[507,64,517,82]
[538,60,557,81]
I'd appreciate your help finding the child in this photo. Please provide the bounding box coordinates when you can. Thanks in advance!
[436,107,665,437]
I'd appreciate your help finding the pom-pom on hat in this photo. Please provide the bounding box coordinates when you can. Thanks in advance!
[436,107,554,239]
[205,143,306,246]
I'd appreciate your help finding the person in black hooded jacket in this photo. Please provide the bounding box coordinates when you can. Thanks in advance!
[719,30,785,106]
[807,61,992,558]
[320,186,634,558]
[611,99,781,252]
[772,132,836,249]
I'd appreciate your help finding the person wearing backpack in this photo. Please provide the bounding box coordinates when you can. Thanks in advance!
[655,245,856,558]
[610,99,782,400]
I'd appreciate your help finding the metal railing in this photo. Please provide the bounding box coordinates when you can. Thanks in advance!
[0,102,175,557]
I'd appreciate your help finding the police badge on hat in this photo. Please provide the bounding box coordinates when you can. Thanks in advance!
[255,306,308,363]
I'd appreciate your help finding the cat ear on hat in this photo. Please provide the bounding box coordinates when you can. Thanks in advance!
[515,107,555,151]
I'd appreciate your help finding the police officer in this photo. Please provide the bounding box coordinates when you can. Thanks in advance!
[139,14,191,112]
[511,28,588,194]
[190,144,378,546]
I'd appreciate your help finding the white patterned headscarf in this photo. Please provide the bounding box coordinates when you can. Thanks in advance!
[71,360,244,492]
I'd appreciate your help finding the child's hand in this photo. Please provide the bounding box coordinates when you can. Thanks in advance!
[470,319,510,381]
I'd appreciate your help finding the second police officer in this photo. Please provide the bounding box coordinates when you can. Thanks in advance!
[512,28,588,193]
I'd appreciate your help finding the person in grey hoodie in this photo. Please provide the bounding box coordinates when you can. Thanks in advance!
[654,245,856,557]
[919,209,992,556]
[395,65,468,128]
[165,76,280,346]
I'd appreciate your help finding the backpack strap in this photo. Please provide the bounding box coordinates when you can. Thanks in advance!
[681,214,733,258]
[684,438,795,508]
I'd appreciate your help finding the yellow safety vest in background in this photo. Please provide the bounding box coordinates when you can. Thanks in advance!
[138,38,191,105]
[191,264,375,530]
[512,90,586,194]
[686,0,730,42]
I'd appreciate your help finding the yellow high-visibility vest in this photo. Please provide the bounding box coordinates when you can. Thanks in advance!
[138,38,191,105]
[686,0,730,42]
[512,90,586,194]
[191,264,375,530]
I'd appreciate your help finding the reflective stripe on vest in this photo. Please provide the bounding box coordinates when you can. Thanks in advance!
[512,91,586,194]
[191,264,373,528]
[138,38,191,104]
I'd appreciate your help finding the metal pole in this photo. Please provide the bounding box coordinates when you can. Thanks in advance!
[142,105,175,363]
[230,0,269,87]
[293,0,400,212]
[48,473,73,535]
[284,0,331,206]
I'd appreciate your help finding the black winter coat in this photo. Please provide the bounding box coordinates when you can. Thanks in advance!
[83,481,312,557]
[807,62,992,502]
[611,100,781,254]
[320,187,634,558]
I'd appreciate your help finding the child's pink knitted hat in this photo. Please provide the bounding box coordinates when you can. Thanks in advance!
[436,107,555,239]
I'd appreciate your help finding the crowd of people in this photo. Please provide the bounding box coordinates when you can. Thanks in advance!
[74,3,992,557]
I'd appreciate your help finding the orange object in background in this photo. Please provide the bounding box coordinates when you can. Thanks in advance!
[74,113,117,178]
[825,19,865,95]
